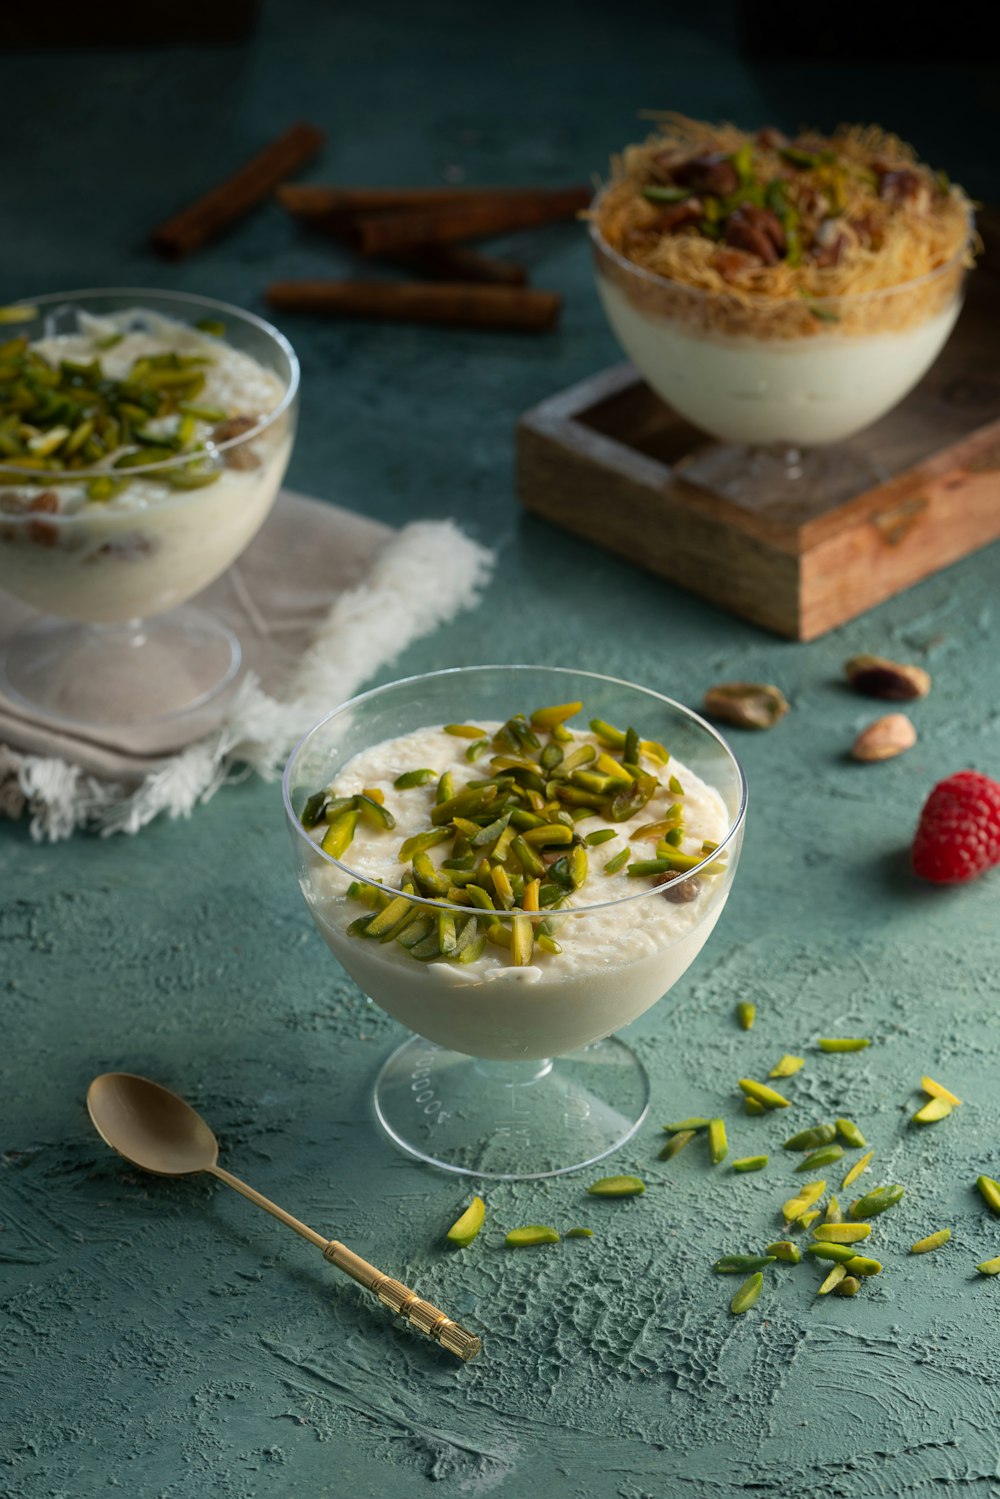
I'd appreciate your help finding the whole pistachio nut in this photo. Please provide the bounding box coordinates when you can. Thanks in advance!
[844,654,931,700]
[851,713,917,762]
[703,682,789,731]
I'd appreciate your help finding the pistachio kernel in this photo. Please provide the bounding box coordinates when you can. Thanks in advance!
[703,681,789,730]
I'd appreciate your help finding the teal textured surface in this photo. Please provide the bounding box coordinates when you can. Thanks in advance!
[2,6,1000,1496]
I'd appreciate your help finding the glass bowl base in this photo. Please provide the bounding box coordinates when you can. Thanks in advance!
[678,441,888,514]
[373,1034,650,1181]
[0,604,241,740]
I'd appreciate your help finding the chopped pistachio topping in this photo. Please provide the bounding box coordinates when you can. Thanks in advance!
[818,1038,871,1052]
[770,1055,805,1079]
[841,1151,875,1190]
[714,1254,775,1273]
[0,331,240,497]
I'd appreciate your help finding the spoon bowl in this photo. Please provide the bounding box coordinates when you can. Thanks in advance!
[87,1071,219,1176]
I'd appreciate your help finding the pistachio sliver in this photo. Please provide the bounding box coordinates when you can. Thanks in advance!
[603,846,630,875]
[394,767,436,789]
[564,1227,593,1239]
[818,1264,848,1295]
[765,1240,801,1264]
[732,1155,767,1173]
[912,1097,953,1124]
[585,829,616,846]
[849,1184,904,1218]
[708,1118,728,1165]
[529,701,582,730]
[783,1124,836,1151]
[446,1196,485,1247]
[796,1144,845,1172]
[835,1119,867,1148]
[506,1226,560,1247]
[730,1272,763,1315]
[977,1255,1000,1275]
[841,1150,874,1190]
[663,1117,711,1132]
[806,1242,858,1264]
[818,1038,871,1053]
[976,1176,1000,1215]
[587,1175,645,1197]
[714,1254,775,1274]
[658,1129,696,1161]
[738,1078,791,1110]
[321,808,358,859]
[770,1055,805,1079]
[736,1001,756,1031]
[444,723,487,739]
[397,827,451,861]
[911,1228,951,1254]
[921,1075,962,1107]
[812,1223,870,1244]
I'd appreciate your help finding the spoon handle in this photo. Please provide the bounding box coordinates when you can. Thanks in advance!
[208,1165,481,1360]
[325,1241,482,1361]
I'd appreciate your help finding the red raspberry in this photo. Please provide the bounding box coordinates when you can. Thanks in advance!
[911,771,1000,884]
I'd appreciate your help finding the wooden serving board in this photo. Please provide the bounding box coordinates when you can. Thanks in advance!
[518,221,1000,641]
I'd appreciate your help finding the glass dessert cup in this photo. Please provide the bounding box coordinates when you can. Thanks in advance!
[283,665,747,1180]
[0,289,299,739]
[591,213,969,511]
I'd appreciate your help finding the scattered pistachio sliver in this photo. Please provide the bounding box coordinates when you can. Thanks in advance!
[782,1180,827,1221]
[321,808,358,859]
[824,1196,843,1224]
[843,1255,882,1277]
[812,1222,870,1244]
[784,1123,836,1151]
[737,1001,756,1031]
[738,1078,790,1110]
[732,1155,767,1173]
[806,1242,858,1264]
[443,723,487,739]
[585,828,616,846]
[921,1075,962,1107]
[603,846,630,875]
[708,1118,728,1165]
[664,1117,711,1132]
[730,1272,764,1315]
[818,1038,871,1053]
[850,1184,904,1219]
[565,1227,593,1239]
[911,1228,951,1254]
[796,1144,845,1173]
[836,1119,867,1148]
[977,1255,1000,1275]
[659,1128,696,1161]
[842,1150,874,1190]
[818,1263,848,1295]
[976,1176,1000,1216]
[745,1097,765,1116]
[796,1210,822,1231]
[587,1175,645,1198]
[446,1196,485,1247]
[836,1275,861,1297]
[506,1226,560,1247]
[714,1254,775,1274]
[912,1097,953,1124]
[766,1240,801,1264]
[770,1055,805,1079]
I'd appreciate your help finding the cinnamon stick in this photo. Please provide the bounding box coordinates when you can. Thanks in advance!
[152,122,326,258]
[265,280,561,332]
[344,189,592,255]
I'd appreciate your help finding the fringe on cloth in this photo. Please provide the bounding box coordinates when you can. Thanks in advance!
[2,520,494,841]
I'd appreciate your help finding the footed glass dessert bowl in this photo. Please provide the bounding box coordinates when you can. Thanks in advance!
[284,665,747,1179]
[590,116,973,510]
[0,289,299,738]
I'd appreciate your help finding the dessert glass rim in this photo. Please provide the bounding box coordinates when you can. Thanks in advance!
[282,662,749,920]
[0,286,300,484]
[588,187,973,311]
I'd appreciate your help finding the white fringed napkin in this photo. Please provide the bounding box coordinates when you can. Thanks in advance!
[0,489,493,840]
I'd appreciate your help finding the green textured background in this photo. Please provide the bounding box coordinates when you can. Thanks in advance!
[2,6,1000,1496]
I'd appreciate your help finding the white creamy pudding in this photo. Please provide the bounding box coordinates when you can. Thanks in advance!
[597,274,961,446]
[0,309,293,622]
[297,713,734,1061]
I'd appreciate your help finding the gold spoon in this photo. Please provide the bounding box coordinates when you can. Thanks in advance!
[87,1072,481,1361]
